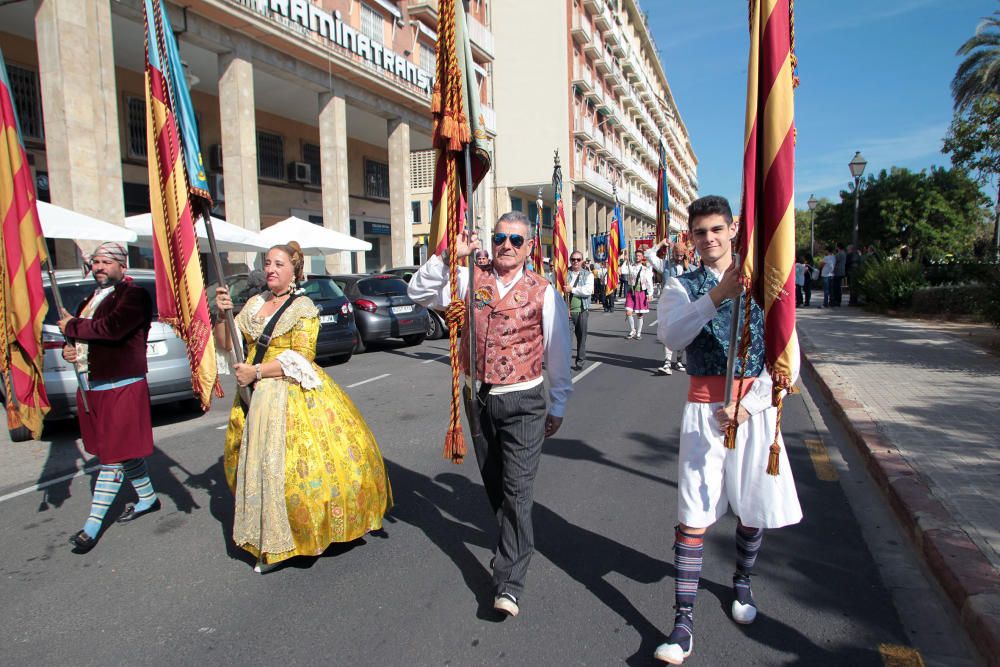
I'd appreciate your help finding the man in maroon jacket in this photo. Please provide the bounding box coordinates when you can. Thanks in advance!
[57,242,160,553]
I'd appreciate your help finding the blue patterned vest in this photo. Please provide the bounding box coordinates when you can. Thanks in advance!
[675,267,765,377]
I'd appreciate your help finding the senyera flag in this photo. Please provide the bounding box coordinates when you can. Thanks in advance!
[733,0,799,475]
[428,0,492,463]
[144,0,218,410]
[606,197,624,295]
[656,139,670,242]
[551,154,569,295]
[0,47,51,439]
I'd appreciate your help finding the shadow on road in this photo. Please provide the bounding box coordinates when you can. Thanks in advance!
[544,437,677,488]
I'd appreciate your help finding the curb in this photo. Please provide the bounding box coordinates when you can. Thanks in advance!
[800,338,1000,667]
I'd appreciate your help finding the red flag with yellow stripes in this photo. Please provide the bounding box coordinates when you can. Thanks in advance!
[0,48,51,439]
[737,0,799,475]
[145,0,218,410]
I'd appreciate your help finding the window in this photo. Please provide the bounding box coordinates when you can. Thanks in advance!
[420,42,436,75]
[257,130,284,180]
[302,143,321,186]
[528,202,538,223]
[7,64,43,142]
[125,96,147,160]
[543,206,552,228]
[361,3,385,44]
[364,159,390,199]
[411,201,422,224]
[510,197,522,212]
[409,149,435,189]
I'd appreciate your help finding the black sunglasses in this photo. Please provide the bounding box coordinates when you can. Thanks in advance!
[492,232,525,248]
[571,256,583,261]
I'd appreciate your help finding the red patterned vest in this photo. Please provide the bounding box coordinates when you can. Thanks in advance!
[460,268,547,385]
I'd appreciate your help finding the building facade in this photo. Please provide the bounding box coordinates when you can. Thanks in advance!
[0,0,495,273]
[490,0,697,260]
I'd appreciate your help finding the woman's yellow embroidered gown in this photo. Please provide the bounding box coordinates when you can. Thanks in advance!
[224,295,392,565]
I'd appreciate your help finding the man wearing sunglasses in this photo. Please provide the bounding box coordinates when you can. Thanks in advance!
[408,211,573,619]
[567,252,594,371]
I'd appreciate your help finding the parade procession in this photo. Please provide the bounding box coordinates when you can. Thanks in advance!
[2,0,999,665]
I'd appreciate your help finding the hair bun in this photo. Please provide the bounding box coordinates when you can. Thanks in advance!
[287,240,302,254]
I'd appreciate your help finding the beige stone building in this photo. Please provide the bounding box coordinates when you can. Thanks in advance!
[0,0,496,273]
[489,0,698,259]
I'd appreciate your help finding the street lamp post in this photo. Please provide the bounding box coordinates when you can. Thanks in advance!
[848,151,867,249]
[807,194,818,255]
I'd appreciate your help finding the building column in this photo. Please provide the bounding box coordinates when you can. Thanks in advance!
[585,198,597,256]
[35,0,124,266]
[218,47,260,268]
[387,117,411,268]
[319,89,350,274]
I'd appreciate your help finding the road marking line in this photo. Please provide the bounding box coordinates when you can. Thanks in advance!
[0,465,99,504]
[878,643,924,666]
[572,362,602,384]
[648,318,658,328]
[216,424,228,430]
[804,438,839,482]
[346,373,390,388]
[422,354,448,364]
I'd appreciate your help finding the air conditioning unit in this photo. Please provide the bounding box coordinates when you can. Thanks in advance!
[208,144,223,172]
[289,161,312,184]
[210,172,225,203]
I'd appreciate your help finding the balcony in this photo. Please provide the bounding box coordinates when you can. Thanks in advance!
[586,35,604,60]
[605,22,624,50]
[467,15,495,60]
[582,165,613,196]
[481,104,497,136]
[573,115,594,140]
[582,0,606,13]
[594,8,611,31]
[407,1,438,22]
[572,64,594,93]
[571,11,593,45]
[629,191,655,218]
[587,83,604,105]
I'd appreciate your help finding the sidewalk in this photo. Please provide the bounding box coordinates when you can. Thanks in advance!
[797,305,1000,666]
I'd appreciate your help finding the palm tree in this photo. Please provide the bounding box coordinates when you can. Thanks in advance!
[952,9,1000,111]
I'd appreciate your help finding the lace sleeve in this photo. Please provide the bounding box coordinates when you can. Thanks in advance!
[276,350,322,390]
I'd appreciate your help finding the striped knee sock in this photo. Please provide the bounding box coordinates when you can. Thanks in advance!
[123,458,157,512]
[734,523,763,605]
[669,526,704,648]
[83,465,124,538]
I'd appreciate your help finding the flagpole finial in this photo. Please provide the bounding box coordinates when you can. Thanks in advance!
[536,186,543,208]
[553,149,561,167]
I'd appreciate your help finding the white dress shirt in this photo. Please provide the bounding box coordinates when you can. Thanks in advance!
[407,254,573,418]
[567,269,595,298]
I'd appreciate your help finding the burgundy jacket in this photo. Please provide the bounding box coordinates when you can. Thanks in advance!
[65,279,153,382]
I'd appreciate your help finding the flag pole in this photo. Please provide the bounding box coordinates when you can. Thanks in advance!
[197,201,251,407]
[463,144,480,440]
[42,257,89,413]
[723,253,743,406]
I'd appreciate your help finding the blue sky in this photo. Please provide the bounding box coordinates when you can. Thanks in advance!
[645,0,997,209]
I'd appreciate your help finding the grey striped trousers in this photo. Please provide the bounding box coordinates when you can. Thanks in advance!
[468,383,547,600]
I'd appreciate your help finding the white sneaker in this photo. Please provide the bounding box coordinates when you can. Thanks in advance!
[657,365,672,375]
[636,332,642,340]
[493,593,519,617]
[653,636,693,664]
[626,331,637,340]
[732,599,757,624]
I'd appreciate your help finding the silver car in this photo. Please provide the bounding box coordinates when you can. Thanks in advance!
[27,269,196,423]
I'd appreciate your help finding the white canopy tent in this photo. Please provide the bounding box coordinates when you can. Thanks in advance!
[124,213,271,253]
[37,201,137,243]
[258,216,371,255]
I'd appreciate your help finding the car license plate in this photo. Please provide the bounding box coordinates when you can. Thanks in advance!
[319,314,337,324]
[391,305,413,314]
[146,341,167,358]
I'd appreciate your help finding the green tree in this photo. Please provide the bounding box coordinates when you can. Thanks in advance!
[951,9,1000,111]
[942,95,1000,260]
[812,166,989,260]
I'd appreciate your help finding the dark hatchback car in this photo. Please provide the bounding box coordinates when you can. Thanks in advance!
[381,265,446,339]
[226,273,358,364]
[332,274,429,351]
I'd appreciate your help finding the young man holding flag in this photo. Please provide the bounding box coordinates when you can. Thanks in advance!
[653,196,802,664]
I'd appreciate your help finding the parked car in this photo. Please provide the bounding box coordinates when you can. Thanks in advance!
[0,270,198,433]
[225,273,358,364]
[382,265,446,339]
[332,274,429,351]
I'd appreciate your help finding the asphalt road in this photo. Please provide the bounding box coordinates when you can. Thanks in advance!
[0,307,921,665]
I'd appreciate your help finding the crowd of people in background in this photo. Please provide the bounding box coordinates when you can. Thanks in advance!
[794,243,879,309]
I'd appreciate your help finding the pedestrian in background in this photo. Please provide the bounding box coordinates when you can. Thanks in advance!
[57,242,160,553]
[622,250,655,340]
[820,244,836,308]
[594,260,607,308]
[215,241,393,573]
[832,242,847,307]
[802,252,815,307]
[475,249,492,272]
[794,253,807,307]
[655,195,802,665]
[845,244,862,306]
[567,251,595,371]
[408,212,572,618]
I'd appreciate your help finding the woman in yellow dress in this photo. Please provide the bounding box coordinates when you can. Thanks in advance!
[214,242,392,573]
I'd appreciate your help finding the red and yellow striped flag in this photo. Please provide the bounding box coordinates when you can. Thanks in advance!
[144,0,217,410]
[738,0,799,475]
[0,48,51,439]
[606,202,623,295]
[551,157,569,295]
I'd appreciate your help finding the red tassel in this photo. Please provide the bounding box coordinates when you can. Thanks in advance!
[213,379,225,399]
[444,427,466,464]
[6,404,22,429]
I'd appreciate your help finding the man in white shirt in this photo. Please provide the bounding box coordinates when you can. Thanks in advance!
[408,212,573,619]
[567,251,595,371]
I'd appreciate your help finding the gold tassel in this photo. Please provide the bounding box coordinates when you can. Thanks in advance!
[6,404,21,429]
[444,427,466,464]
[430,82,442,115]
[723,421,737,449]
[766,442,781,476]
